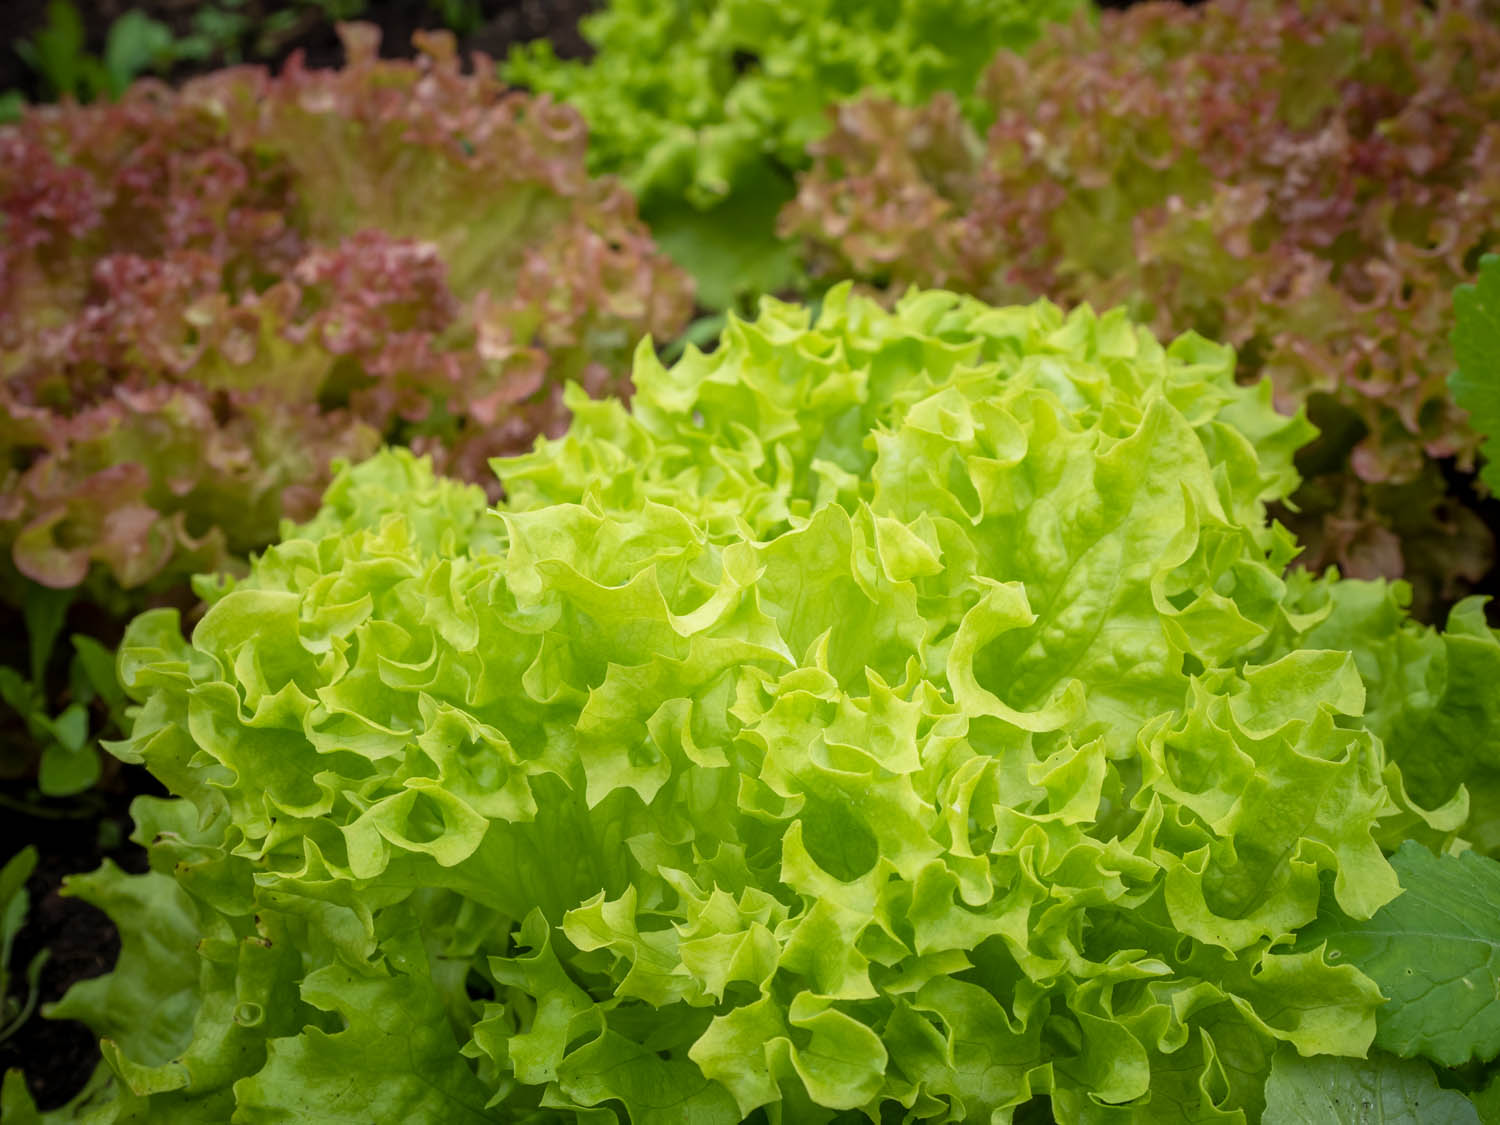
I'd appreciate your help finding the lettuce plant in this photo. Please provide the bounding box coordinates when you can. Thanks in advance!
[783,0,1500,619]
[6,288,1498,1121]
[503,0,1081,307]
[0,21,691,606]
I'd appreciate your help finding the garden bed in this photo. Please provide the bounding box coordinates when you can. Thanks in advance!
[2,0,1497,1121]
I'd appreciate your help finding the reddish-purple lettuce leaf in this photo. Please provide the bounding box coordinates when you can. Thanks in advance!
[0,23,691,598]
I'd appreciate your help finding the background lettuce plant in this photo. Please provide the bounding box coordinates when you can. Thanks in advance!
[0,23,690,793]
[6,289,1498,1121]
[503,0,1082,308]
[1,22,690,600]
[782,0,1500,620]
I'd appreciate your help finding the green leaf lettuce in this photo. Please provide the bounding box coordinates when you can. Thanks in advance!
[25,287,1500,1122]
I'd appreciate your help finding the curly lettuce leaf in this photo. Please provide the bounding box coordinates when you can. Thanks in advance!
[504,0,1080,306]
[786,0,1500,615]
[0,23,689,601]
[506,0,1080,201]
[48,290,1493,1122]
[1283,581,1500,854]
[233,969,496,1124]
[45,859,202,1072]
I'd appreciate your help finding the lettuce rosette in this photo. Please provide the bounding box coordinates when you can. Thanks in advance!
[8,287,1498,1122]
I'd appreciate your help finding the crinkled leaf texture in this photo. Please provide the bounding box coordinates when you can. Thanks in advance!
[38,288,1495,1123]
[1281,580,1500,856]
[0,23,690,603]
[504,0,1080,306]
[785,0,1500,616]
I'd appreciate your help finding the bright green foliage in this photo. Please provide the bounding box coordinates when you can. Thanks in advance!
[1452,254,1500,495]
[1277,580,1500,856]
[1262,1049,1481,1125]
[0,668,98,796]
[504,0,1081,306]
[19,289,1500,1122]
[1302,843,1500,1068]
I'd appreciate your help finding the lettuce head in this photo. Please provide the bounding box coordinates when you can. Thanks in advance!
[11,286,1491,1123]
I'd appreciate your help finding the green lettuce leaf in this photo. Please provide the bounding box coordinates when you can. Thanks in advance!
[40,288,1500,1122]
[233,969,495,1124]
[0,846,44,1045]
[1471,1073,1500,1122]
[1283,581,1500,855]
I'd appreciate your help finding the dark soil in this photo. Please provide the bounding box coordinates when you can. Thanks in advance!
[0,778,158,1111]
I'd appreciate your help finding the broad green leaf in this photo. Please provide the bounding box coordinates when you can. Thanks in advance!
[1470,1073,1500,1122]
[37,744,100,797]
[49,702,89,753]
[38,730,101,797]
[1306,843,1500,1067]
[1263,1048,1480,1124]
[0,1071,41,1124]
[35,699,99,800]
[555,1029,741,1125]
[646,160,801,311]
[47,863,202,1068]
